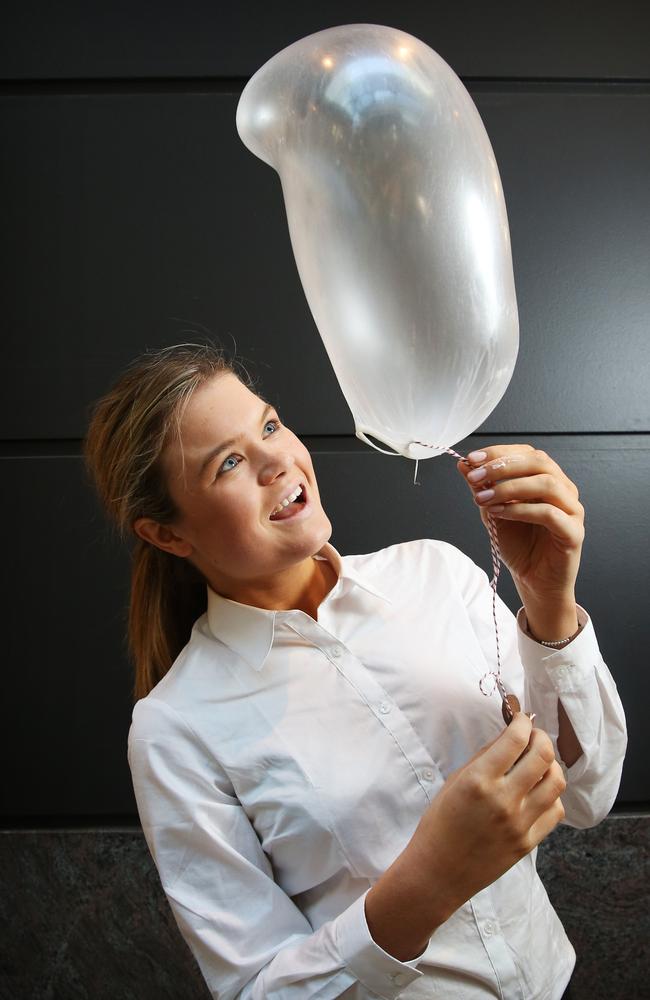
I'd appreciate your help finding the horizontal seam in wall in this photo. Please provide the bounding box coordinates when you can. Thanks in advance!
[1,77,650,98]
[1,431,649,459]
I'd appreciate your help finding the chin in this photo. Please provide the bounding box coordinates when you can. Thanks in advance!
[316,512,333,546]
[301,509,332,554]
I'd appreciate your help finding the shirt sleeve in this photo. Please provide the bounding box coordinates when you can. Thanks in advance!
[128,696,427,1000]
[437,540,628,830]
[515,603,627,828]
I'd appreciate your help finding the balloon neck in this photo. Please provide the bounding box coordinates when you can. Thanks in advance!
[355,426,403,457]
[355,426,451,460]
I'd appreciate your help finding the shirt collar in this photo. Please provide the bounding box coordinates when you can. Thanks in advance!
[206,541,392,672]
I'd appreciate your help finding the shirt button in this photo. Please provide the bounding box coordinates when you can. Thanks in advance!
[422,768,434,780]
[388,972,409,985]
[331,646,342,658]
[379,701,391,714]
[483,920,498,936]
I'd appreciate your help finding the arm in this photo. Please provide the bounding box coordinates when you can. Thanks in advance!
[521,596,583,767]
[128,697,427,1000]
[455,445,627,823]
[515,599,628,828]
[365,709,569,964]
[438,540,628,830]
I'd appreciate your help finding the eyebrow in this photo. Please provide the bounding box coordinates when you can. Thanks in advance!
[199,402,276,477]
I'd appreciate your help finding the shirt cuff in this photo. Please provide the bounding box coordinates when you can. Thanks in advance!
[515,603,597,693]
[335,888,426,999]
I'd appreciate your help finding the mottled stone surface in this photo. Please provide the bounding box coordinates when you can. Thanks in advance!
[0,829,209,1000]
[1,817,647,999]
[536,816,650,999]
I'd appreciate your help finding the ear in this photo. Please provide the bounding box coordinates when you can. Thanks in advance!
[133,517,193,559]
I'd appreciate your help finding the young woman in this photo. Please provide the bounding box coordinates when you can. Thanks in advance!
[85,342,626,1000]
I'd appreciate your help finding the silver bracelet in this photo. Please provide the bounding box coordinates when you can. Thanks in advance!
[534,623,582,647]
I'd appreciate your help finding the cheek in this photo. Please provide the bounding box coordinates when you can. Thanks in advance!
[175,491,230,536]
[223,490,265,529]
[294,437,316,472]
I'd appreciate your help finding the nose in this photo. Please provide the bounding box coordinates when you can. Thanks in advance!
[259,448,295,486]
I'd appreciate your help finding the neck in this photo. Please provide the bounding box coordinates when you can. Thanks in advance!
[204,553,338,618]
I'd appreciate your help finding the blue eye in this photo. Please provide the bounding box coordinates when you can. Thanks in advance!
[217,419,281,476]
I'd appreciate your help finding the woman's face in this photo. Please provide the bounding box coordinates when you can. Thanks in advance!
[155,372,333,606]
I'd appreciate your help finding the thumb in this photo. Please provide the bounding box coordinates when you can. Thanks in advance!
[460,711,535,772]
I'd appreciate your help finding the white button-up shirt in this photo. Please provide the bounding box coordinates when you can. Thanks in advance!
[128,538,627,1000]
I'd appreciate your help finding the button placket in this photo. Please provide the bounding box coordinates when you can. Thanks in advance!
[303,623,444,807]
[470,895,521,996]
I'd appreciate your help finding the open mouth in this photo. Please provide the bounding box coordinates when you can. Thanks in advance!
[269,482,309,522]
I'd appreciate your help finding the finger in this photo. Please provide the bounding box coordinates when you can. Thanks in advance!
[483,501,585,549]
[526,795,566,847]
[530,448,580,500]
[505,728,558,794]
[457,451,527,485]
[462,726,508,768]
[460,447,579,502]
[450,711,533,782]
[521,760,567,827]
[473,473,580,517]
[479,712,534,776]
[456,446,532,480]
[464,445,536,468]
[467,451,529,482]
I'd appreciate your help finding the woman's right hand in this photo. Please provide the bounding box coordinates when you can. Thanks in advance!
[410,712,566,920]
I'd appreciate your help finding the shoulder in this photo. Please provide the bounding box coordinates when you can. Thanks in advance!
[340,538,482,609]
[133,611,234,712]
[128,616,220,747]
[346,536,475,579]
[128,689,226,794]
[129,692,187,741]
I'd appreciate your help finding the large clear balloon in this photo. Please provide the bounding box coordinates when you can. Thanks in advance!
[236,23,519,460]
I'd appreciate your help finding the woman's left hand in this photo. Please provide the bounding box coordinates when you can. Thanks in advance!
[456,445,585,603]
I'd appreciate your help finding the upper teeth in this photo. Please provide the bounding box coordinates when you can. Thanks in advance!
[271,484,303,516]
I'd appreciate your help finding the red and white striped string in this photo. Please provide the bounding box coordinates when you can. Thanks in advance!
[410,441,512,718]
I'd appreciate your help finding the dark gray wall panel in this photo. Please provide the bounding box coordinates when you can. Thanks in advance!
[0,91,295,440]
[2,87,648,439]
[480,84,650,436]
[2,454,134,816]
[2,1,650,81]
[1,435,646,819]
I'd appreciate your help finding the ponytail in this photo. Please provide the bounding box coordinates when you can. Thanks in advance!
[128,540,206,700]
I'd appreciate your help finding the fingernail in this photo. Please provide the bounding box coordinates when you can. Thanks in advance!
[468,450,487,463]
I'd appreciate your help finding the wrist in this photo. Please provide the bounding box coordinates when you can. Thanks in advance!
[365,838,451,961]
[522,599,580,645]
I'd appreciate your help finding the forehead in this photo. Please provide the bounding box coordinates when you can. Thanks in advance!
[180,373,258,437]
[164,373,262,471]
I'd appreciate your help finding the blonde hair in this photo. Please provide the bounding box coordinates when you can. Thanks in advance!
[83,342,261,701]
